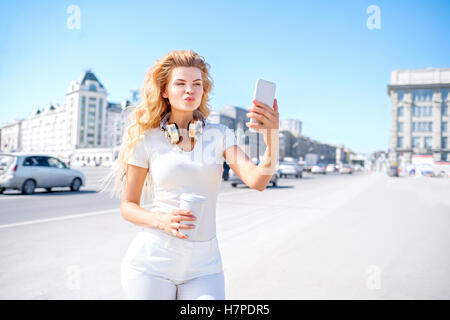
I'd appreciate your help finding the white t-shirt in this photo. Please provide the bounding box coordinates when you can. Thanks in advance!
[128,122,238,241]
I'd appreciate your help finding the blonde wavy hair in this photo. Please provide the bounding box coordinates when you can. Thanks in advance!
[100,49,214,202]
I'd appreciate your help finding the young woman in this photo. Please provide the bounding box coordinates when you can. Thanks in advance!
[109,49,279,300]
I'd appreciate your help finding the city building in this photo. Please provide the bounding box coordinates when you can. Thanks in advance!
[280,119,302,137]
[0,70,134,165]
[208,105,266,160]
[0,120,22,152]
[388,68,450,165]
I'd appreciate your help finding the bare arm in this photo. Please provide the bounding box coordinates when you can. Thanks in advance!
[224,98,279,192]
[120,164,196,239]
[120,164,161,229]
[224,136,278,192]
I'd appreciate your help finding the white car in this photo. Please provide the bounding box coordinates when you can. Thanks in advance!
[311,163,327,174]
[339,165,353,174]
[326,164,336,172]
[277,162,303,178]
[0,153,86,194]
[229,159,279,188]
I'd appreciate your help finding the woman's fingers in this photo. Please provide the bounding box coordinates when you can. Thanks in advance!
[246,111,269,124]
[253,99,277,117]
[247,108,275,125]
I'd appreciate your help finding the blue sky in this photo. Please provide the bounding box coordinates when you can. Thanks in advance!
[1,0,449,154]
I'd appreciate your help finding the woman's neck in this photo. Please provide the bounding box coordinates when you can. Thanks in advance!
[168,110,194,129]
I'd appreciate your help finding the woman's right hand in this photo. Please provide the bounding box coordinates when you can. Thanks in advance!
[157,209,196,239]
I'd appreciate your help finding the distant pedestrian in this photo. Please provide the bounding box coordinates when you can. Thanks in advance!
[222,161,230,181]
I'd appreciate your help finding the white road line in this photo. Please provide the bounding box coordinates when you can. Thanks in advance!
[0,195,30,201]
[0,188,259,228]
[0,204,152,229]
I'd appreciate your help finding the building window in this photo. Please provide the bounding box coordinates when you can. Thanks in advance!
[398,106,404,117]
[397,137,403,149]
[442,122,448,132]
[413,89,433,102]
[397,122,403,132]
[424,137,432,150]
[412,137,420,148]
[89,84,97,91]
[442,89,449,102]
[99,99,103,120]
[397,90,404,101]
[442,153,448,161]
[443,137,448,149]
[443,104,448,116]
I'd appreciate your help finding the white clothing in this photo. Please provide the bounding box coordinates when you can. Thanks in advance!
[121,230,225,299]
[122,122,237,299]
[127,122,238,241]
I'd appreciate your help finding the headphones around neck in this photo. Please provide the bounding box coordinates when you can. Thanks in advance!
[159,110,207,144]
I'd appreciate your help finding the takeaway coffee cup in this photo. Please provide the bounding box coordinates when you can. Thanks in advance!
[179,193,206,239]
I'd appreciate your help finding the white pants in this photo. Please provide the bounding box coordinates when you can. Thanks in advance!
[121,228,225,300]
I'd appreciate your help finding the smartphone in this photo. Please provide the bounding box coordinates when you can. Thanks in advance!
[249,79,276,133]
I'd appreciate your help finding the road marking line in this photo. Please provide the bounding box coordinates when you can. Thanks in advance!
[0,204,153,229]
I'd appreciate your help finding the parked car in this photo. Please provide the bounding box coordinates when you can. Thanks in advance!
[277,162,303,178]
[229,159,279,188]
[0,153,86,194]
[417,164,435,177]
[339,165,353,174]
[311,163,327,174]
[326,164,336,173]
[386,164,399,177]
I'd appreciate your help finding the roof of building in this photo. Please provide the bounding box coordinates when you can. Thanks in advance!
[78,70,104,88]
[106,102,122,113]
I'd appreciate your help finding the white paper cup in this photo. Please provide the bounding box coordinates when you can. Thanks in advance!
[179,193,206,239]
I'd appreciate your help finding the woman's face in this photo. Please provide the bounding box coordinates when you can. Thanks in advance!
[162,66,204,112]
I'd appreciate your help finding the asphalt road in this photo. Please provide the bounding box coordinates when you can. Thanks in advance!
[0,168,449,299]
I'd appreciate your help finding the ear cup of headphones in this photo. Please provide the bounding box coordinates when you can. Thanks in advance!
[188,120,203,141]
[166,122,181,144]
[160,110,207,144]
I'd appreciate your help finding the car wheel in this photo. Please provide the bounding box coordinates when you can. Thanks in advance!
[22,179,36,195]
[0,188,5,194]
[46,188,52,192]
[299,173,303,178]
[272,180,277,187]
[70,178,82,191]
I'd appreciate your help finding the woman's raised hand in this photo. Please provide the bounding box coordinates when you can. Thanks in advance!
[157,208,196,239]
